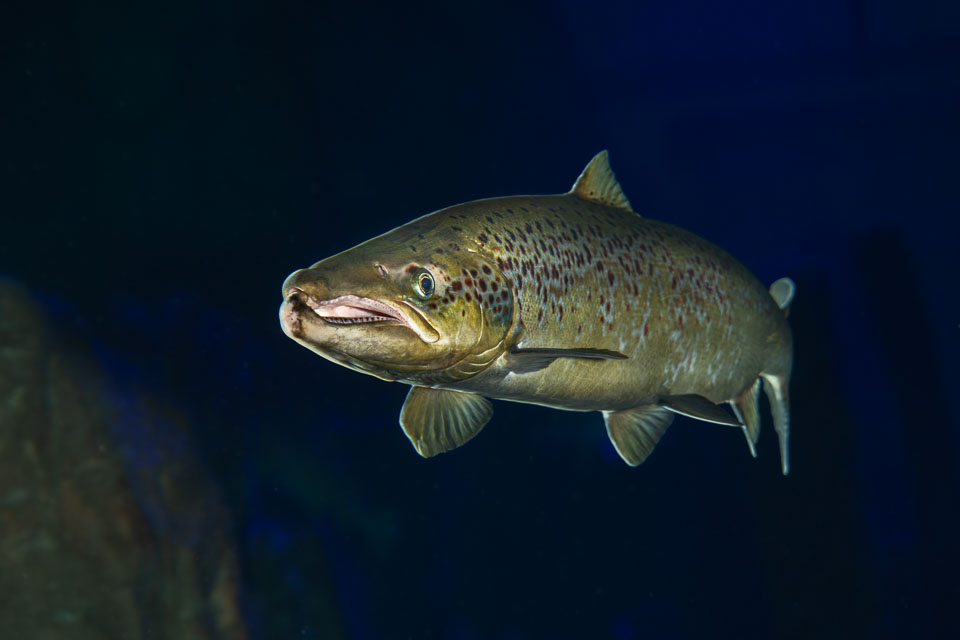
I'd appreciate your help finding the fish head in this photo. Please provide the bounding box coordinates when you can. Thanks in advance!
[279,219,515,382]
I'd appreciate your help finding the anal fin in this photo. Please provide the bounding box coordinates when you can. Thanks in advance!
[760,374,791,475]
[657,394,741,427]
[730,379,762,457]
[603,406,675,466]
[399,386,492,457]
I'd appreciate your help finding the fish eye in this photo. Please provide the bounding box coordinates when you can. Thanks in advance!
[415,271,435,298]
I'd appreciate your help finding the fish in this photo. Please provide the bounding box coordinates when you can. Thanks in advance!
[280,151,795,473]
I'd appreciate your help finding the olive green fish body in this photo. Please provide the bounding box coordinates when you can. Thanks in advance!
[440,195,790,412]
[281,152,794,472]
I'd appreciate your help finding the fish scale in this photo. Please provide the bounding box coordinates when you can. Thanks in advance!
[280,151,794,473]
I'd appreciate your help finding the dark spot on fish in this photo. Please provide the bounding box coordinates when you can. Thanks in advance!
[525,223,533,233]
[406,265,419,275]
[451,281,463,291]
[452,226,463,232]
[435,248,444,253]
[465,278,473,287]
[462,309,466,316]
[410,245,417,252]
[482,264,491,275]
[465,292,472,302]
[478,234,489,244]
[501,291,508,300]
[479,280,488,292]
[606,301,611,313]
[491,281,499,291]
[608,271,615,286]
[538,308,544,322]
[470,269,478,277]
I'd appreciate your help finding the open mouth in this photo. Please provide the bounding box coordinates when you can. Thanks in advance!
[282,289,440,343]
[302,294,406,326]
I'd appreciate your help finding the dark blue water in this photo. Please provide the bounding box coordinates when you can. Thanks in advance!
[4,1,959,637]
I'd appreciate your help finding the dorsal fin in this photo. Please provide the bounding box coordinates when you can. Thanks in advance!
[569,150,635,213]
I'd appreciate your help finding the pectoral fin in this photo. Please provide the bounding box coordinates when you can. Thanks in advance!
[399,386,492,457]
[507,347,627,374]
[603,406,675,466]
[657,394,742,427]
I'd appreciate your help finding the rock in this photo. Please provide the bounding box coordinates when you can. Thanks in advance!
[0,281,247,639]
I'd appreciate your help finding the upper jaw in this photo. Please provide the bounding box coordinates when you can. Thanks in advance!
[282,289,440,343]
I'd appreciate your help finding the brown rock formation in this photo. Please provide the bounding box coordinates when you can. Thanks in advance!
[0,281,247,639]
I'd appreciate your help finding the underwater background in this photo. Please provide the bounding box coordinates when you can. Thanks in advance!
[2,0,959,638]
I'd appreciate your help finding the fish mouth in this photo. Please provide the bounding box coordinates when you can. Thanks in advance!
[310,294,406,326]
[283,290,439,343]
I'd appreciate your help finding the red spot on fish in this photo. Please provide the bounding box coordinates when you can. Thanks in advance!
[406,265,419,274]
[643,323,649,337]
[465,292,472,302]
[465,278,473,287]
[596,261,604,272]
[607,271,615,286]
[538,308,544,322]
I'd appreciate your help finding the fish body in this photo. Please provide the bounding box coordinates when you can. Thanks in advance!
[280,152,794,472]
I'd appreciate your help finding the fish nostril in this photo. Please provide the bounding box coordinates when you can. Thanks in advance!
[282,269,329,300]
